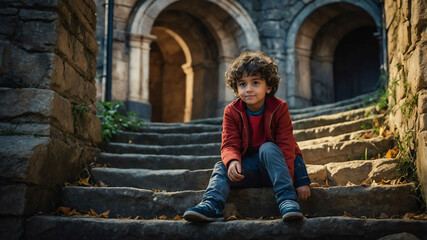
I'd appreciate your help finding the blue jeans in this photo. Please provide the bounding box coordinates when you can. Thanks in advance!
[202,142,298,210]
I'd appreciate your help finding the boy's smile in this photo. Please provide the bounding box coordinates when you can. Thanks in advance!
[238,73,272,112]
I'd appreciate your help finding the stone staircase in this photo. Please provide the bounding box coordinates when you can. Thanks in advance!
[26,94,427,239]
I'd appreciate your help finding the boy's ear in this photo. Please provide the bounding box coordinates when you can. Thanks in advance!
[267,86,272,94]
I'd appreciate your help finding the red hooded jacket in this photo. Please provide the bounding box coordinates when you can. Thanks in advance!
[221,96,302,180]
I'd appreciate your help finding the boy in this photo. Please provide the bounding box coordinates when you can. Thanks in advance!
[183,51,311,222]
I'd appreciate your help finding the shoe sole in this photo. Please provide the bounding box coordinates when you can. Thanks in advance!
[282,211,304,222]
[183,210,224,222]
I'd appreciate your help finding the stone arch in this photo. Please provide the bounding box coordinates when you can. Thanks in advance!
[285,0,383,108]
[127,0,260,121]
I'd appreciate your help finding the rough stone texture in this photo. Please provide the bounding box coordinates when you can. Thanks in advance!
[0,1,100,238]
[62,184,418,219]
[25,216,427,240]
[0,88,74,134]
[0,136,97,188]
[385,0,427,205]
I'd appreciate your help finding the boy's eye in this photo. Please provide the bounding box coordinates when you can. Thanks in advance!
[253,81,259,85]
[238,82,246,87]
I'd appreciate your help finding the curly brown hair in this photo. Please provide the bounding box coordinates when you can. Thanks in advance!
[225,51,280,98]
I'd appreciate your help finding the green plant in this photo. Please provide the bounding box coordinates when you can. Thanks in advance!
[96,101,146,142]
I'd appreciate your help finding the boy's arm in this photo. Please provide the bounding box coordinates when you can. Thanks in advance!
[294,155,311,188]
[221,106,242,169]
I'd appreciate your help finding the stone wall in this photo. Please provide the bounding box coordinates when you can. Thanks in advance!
[0,0,101,238]
[385,0,427,202]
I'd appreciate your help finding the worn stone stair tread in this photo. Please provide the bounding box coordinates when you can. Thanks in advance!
[290,92,376,115]
[62,184,417,219]
[104,137,393,161]
[298,129,373,148]
[26,215,427,240]
[291,101,375,121]
[294,114,384,142]
[134,124,222,134]
[90,158,399,190]
[292,106,375,130]
[113,131,221,145]
[301,137,394,165]
[98,153,220,170]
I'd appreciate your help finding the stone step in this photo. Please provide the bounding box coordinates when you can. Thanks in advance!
[291,101,375,121]
[294,115,383,142]
[135,124,222,134]
[104,142,220,156]
[112,115,379,146]
[292,106,374,130]
[90,158,399,191]
[26,216,427,240]
[61,184,417,219]
[289,92,376,115]
[187,93,376,126]
[302,137,394,165]
[98,153,220,170]
[298,129,372,148]
[103,137,394,165]
[112,131,221,146]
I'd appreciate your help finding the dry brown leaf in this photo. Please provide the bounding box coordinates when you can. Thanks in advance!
[59,206,71,216]
[374,119,380,128]
[135,216,143,220]
[226,215,239,221]
[90,208,99,218]
[173,215,182,220]
[309,183,320,188]
[99,210,110,218]
[362,132,374,139]
[385,146,399,158]
[158,215,168,220]
[77,177,91,187]
[322,184,330,188]
[361,179,372,186]
[403,213,415,220]
[344,211,355,218]
[117,214,131,220]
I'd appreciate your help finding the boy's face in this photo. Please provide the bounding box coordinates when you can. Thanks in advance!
[237,73,272,112]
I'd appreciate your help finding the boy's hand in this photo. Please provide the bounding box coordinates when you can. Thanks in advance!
[228,160,244,182]
[296,185,311,201]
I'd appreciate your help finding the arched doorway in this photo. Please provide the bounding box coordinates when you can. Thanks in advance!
[286,0,383,107]
[127,0,260,122]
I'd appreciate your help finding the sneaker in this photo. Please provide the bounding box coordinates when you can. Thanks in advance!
[183,201,224,222]
[279,200,303,221]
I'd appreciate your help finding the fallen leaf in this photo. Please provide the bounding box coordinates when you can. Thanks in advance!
[374,119,380,128]
[309,183,320,188]
[99,210,110,218]
[346,181,356,186]
[173,215,182,220]
[322,184,330,188]
[344,211,355,218]
[403,213,415,220]
[385,146,399,158]
[90,208,99,218]
[77,177,91,187]
[362,132,374,139]
[226,215,239,221]
[59,206,71,216]
[158,215,168,220]
[135,216,143,220]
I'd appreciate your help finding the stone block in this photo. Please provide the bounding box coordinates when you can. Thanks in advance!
[418,89,427,114]
[0,7,18,15]
[65,0,96,32]
[18,20,59,52]
[411,0,427,38]
[420,113,427,132]
[261,21,281,38]
[398,21,411,53]
[306,164,327,185]
[19,9,57,21]
[0,123,60,137]
[416,131,427,204]
[0,135,98,186]
[0,183,55,216]
[0,15,18,36]
[50,55,97,102]
[0,216,24,240]
[21,0,59,8]
[263,9,284,20]
[74,109,102,145]
[407,44,427,91]
[0,43,55,88]
[0,88,74,134]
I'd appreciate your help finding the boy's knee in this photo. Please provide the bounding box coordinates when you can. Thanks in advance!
[259,142,280,154]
